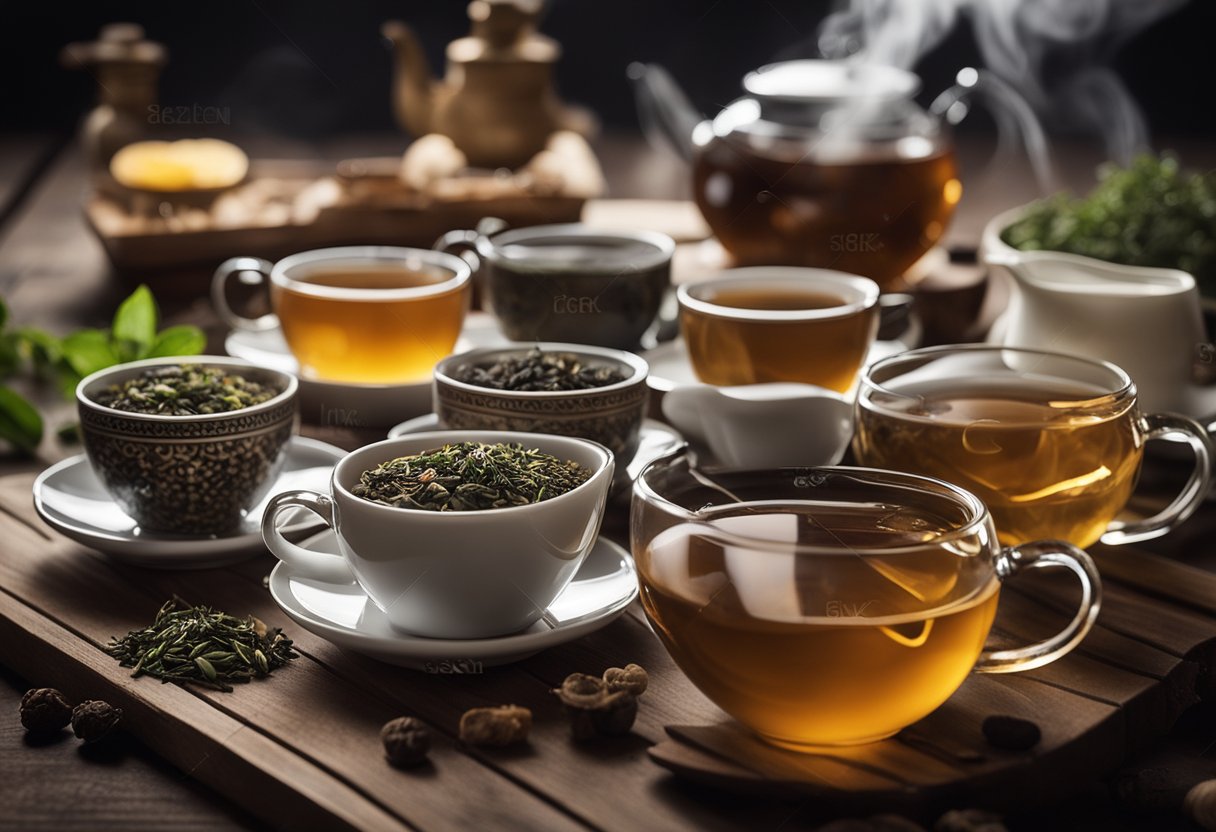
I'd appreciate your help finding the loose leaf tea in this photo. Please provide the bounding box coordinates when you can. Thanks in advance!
[107,599,297,692]
[94,364,278,415]
[451,348,627,392]
[353,441,591,511]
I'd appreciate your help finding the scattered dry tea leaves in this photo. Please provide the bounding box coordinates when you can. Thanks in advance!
[106,598,297,692]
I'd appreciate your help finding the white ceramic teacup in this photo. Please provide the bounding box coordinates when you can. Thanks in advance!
[261,431,614,639]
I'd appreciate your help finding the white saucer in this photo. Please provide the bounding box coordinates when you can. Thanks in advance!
[269,532,639,668]
[387,415,685,492]
[33,436,345,569]
[224,313,508,428]
[642,337,911,395]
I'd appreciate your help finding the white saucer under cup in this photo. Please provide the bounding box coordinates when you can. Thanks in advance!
[269,531,639,669]
[33,436,346,568]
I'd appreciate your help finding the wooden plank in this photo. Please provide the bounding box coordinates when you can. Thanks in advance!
[1091,543,1216,617]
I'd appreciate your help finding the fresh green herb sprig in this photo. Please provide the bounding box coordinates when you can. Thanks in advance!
[107,599,297,692]
[0,285,205,453]
[95,364,277,415]
[353,441,591,511]
[1003,153,1216,293]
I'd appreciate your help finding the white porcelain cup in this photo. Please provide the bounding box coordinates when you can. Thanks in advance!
[261,431,614,639]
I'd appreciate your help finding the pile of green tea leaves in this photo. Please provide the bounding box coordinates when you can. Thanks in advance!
[107,599,297,692]
[353,441,591,511]
[0,286,204,452]
[95,364,278,416]
[1002,154,1216,294]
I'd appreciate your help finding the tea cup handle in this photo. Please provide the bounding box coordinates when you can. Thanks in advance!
[1100,413,1214,546]
[212,256,279,332]
[262,490,356,585]
[975,540,1102,674]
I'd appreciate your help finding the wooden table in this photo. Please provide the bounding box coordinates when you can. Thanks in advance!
[1,131,1214,832]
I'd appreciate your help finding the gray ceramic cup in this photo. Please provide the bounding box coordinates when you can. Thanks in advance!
[77,356,298,536]
[262,431,614,639]
[436,222,675,350]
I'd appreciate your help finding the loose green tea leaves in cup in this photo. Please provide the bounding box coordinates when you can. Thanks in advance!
[452,349,627,392]
[353,441,591,511]
[94,364,279,415]
[107,599,297,692]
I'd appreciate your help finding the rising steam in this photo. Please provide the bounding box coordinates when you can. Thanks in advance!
[819,0,1187,163]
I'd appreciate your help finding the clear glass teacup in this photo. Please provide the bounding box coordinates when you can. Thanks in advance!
[631,450,1101,749]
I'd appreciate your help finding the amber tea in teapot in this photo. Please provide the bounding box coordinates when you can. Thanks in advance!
[694,142,959,287]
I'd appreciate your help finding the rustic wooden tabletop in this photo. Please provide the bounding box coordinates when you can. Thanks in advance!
[2,130,1215,832]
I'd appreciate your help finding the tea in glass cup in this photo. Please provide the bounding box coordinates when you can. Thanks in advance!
[677,268,879,392]
[855,346,1213,548]
[213,247,471,384]
[631,453,1100,749]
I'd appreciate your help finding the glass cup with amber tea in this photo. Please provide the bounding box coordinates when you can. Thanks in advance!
[677,268,880,393]
[212,246,472,384]
[631,451,1100,749]
[855,346,1214,548]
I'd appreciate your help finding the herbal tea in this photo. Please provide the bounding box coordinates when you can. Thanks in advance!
[273,265,468,383]
[637,501,998,747]
[856,373,1144,547]
[679,280,878,391]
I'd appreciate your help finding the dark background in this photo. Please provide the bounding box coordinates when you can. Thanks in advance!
[2,0,1213,144]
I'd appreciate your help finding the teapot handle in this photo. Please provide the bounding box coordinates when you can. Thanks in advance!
[930,68,1057,194]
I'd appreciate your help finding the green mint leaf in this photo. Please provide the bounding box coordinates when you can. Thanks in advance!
[61,328,119,378]
[0,297,8,331]
[112,285,158,359]
[0,333,17,378]
[145,325,207,358]
[16,328,62,377]
[0,385,43,453]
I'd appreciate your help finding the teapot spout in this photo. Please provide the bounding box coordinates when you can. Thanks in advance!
[382,20,434,137]
[627,62,703,164]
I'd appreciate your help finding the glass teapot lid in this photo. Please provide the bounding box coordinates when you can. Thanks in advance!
[743,60,920,103]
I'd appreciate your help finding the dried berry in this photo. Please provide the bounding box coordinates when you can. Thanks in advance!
[981,715,1040,751]
[71,700,123,744]
[935,809,1008,832]
[553,673,638,739]
[380,716,431,767]
[20,688,73,735]
[603,663,648,697]
[459,705,531,747]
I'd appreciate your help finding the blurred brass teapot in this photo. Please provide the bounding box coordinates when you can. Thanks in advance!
[383,0,594,170]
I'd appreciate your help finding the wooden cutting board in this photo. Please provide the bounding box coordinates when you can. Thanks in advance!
[2,464,1216,829]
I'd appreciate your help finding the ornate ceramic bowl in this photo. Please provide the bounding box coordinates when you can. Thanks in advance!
[433,344,649,461]
[77,356,298,536]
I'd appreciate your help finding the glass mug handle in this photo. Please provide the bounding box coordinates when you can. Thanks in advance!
[211,256,279,332]
[261,490,355,585]
[975,540,1102,674]
[1100,413,1214,546]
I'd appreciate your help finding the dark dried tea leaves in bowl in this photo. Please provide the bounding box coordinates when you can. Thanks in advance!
[451,348,627,392]
[94,364,279,415]
[352,441,591,511]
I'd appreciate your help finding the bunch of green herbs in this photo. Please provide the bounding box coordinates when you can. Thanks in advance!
[1002,154,1216,293]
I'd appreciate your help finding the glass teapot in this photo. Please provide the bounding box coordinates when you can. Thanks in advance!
[632,60,1037,291]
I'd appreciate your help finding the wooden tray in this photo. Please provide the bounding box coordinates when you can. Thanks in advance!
[2,462,1216,829]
